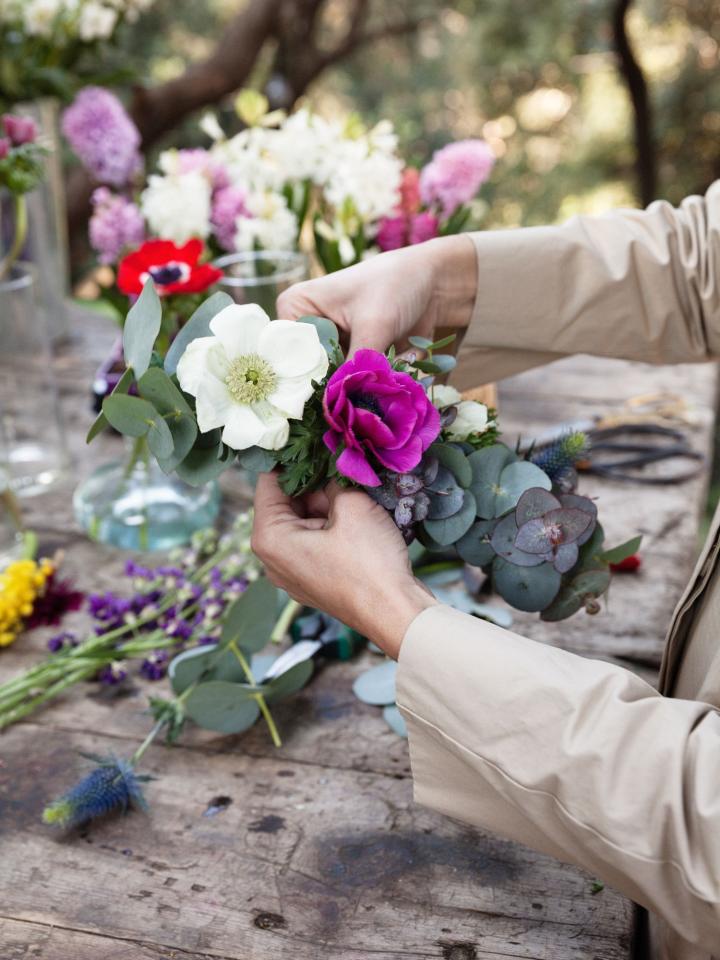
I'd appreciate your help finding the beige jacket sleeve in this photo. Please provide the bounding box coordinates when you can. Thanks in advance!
[396,606,720,953]
[453,181,720,388]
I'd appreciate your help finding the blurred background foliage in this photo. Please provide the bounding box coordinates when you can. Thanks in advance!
[84,0,720,233]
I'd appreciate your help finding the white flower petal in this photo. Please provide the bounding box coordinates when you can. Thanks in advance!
[431,384,462,409]
[268,377,315,419]
[258,319,329,380]
[195,377,234,433]
[176,336,215,397]
[220,405,266,450]
[209,304,270,360]
[254,405,290,451]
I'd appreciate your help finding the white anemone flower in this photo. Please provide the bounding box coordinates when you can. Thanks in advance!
[176,304,329,452]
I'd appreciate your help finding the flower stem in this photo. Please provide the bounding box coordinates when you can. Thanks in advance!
[270,598,302,644]
[228,640,281,748]
[0,194,28,282]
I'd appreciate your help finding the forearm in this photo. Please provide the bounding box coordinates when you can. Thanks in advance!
[397,605,720,951]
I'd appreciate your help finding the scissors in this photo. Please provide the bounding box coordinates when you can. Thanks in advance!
[576,422,705,485]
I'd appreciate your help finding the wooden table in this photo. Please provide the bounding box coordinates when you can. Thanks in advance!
[1,308,717,960]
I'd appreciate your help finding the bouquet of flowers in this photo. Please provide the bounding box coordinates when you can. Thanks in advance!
[0,112,48,279]
[0,0,156,104]
[89,282,639,621]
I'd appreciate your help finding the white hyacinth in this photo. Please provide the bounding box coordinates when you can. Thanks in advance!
[176,304,329,451]
[140,170,212,244]
[233,191,298,254]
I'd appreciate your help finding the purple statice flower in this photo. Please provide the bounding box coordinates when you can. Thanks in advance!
[88,591,132,628]
[420,139,495,219]
[89,188,145,265]
[97,662,128,686]
[47,631,78,653]
[62,88,143,188]
[211,185,251,251]
[323,350,441,486]
[140,651,169,681]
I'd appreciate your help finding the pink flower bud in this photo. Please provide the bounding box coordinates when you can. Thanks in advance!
[2,114,38,146]
[0,137,10,160]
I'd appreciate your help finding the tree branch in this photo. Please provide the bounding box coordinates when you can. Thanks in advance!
[612,0,657,205]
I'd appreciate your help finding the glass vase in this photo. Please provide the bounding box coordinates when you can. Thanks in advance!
[73,437,221,552]
[214,251,308,316]
[0,262,69,496]
[1,99,71,343]
[0,477,25,568]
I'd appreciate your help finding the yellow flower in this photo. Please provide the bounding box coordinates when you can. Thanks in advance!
[0,557,54,648]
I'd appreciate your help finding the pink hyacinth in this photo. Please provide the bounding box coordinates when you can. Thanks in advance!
[211,185,252,252]
[420,139,495,219]
[399,167,421,216]
[62,88,143,188]
[89,188,145,265]
[376,211,439,252]
[175,149,230,191]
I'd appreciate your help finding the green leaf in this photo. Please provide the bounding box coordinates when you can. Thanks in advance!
[174,441,229,486]
[383,704,408,737]
[185,681,260,733]
[102,393,157,438]
[352,660,397,706]
[237,446,278,473]
[427,334,456,351]
[468,444,515,518]
[221,578,279,653]
[428,353,457,373]
[493,558,562,612]
[164,292,233,375]
[430,442,472,488]
[86,367,134,443]
[123,278,162,378]
[264,660,314,702]
[424,490,477,545]
[408,335,433,350]
[169,646,249,695]
[298,315,341,355]
[600,535,642,566]
[138,367,197,470]
[455,519,497,566]
[147,415,174,459]
[540,569,611,622]
[494,461,552,516]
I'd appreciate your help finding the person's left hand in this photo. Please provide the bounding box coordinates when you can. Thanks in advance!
[251,473,436,659]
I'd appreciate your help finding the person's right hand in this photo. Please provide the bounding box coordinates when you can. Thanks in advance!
[277,234,478,355]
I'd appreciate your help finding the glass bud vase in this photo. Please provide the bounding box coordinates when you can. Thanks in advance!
[0,262,69,496]
[73,437,221,552]
[214,251,308,316]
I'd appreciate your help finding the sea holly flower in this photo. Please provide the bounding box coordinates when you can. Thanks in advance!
[177,304,329,451]
[117,238,222,297]
[323,350,440,486]
[43,757,148,829]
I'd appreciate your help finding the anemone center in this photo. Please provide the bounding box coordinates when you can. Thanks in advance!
[225,354,276,404]
[351,391,383,417]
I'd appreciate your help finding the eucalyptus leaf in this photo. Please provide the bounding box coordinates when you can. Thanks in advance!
[123,278,162,378]
[175,441,230,486]
[221,578,279,653]
[600,535,642,566]
[102,393,157,438]
[352,660,397,706]
[383,705,407,738]
[490,514,544,567]
[237,446,278,473]
[468,444,515,518]
[408,335,433,350]
[265,660,314,702]
[429,442,472,488]
[147,415,174,459]
[493,557,562,612]
[428,353,457,374]
[185,681,260,734]
[424,489,477,545]
[456,519,497,566]
[494,461,552,516]
[515,488,561,526]
[86,367,134,443]
[164,291,233,375]
[541,569,611,622]
[138,367,193,417]
[169,645,247,695]
[298,315,341,356]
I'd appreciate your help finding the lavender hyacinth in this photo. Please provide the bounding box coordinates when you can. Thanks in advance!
[89,188,145,264]
[62,88,143,188]
[420,139,495,219]
[211,185,251,251]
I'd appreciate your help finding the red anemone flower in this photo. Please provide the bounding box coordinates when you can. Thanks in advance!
[117,238,222,297]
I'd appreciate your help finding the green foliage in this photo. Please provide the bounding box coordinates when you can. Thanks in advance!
[600,535,643,566]
[277,383,332,495]
[493,556,562,612]
[86,368,134,443]
[102,394,158,437]
[164,292,232,375]
[424,489,477,544]
[123,279,162,378]
[221,578,279,653]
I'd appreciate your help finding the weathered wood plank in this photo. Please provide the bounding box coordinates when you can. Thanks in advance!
[0,724,634,960]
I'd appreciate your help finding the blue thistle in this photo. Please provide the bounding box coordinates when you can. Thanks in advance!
[531,431,589,484]
[42,756,148,828]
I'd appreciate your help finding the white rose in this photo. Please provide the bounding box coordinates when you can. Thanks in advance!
[140,171,211,243]
[431,385,462,409]
[176,304,329,451]
[447,400,491,441]
[77,1,117,40]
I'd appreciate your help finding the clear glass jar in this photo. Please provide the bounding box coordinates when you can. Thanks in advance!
[214,251,308,316]
[0,262,69,496]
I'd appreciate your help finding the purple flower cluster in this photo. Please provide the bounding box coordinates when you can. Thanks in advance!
[211,185,251,251]
[62,87,143,188]
[376,211,439,252]
[89,187,145,264]
[420,139,495,219]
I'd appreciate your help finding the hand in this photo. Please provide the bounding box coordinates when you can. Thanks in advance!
[251,474,436,659]
[277,235,478,354]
